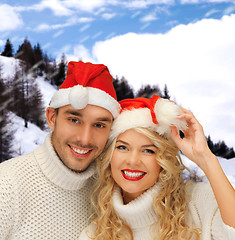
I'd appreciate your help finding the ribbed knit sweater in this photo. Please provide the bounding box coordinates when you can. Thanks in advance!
[0,133,96,240]
[79,182,235,240]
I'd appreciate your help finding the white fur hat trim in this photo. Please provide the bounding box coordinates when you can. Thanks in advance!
[109,98,187,142]
[49,85,120,118]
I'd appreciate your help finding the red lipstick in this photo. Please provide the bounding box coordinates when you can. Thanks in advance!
[121,169,146,181]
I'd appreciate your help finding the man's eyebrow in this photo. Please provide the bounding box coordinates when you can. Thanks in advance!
[96,117,112,123]
[64,110,112,123]
[64,110,82,117]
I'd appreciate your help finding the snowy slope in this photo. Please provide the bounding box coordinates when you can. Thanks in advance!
[0,55,56,157]
[9,111,49,156]
[0,55,19,79]
[182,155,235,185]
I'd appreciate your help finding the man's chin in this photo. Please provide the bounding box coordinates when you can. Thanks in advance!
[68,162,92,173]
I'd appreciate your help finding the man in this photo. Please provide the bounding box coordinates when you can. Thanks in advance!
[0,61,120,239]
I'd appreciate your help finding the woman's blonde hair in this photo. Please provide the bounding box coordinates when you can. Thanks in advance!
[90,127,200,240]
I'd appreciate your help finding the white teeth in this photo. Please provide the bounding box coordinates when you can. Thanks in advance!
[123,171,145,178]
[71,146,89,154]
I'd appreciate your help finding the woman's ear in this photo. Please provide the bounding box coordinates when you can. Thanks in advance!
[46,107,57,131]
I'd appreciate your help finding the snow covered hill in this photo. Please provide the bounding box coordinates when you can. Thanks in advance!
[0,55,56,157]
[181,155,235,185]
[1,56,235,185]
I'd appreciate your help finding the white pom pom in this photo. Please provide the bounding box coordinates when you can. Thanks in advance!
[69,85,88,109]
[154,98,187,138]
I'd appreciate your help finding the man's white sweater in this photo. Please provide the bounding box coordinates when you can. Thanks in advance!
[0,133,96,240]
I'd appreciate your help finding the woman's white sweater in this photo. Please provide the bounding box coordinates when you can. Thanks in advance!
[79,182,235,240]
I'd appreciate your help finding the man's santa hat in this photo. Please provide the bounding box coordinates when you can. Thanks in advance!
[49,61,120,118]
[109,95,187,142]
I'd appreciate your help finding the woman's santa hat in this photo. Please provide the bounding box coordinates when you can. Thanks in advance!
[49,61,120,118]
[109,95,187,142]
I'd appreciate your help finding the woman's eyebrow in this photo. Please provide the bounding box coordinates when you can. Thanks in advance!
[142,144,157,149]
[116,140,129,145]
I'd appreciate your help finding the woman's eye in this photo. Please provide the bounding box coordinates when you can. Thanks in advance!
[116,145,127,150]
[144,149,155,154]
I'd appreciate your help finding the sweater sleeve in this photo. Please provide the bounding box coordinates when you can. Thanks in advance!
[0,161,15,239]
[211,207,235,239]
[188,182,235,240]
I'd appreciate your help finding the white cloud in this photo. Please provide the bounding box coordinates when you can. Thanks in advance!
[80,24,91,32]
[35,17,94,32]
[0,4,23,32]
[204,9,219,17]
[66,44,94,63]
[102,12,116,20]
[91,14,235,148]
[63,0,106,12]
[180,0,235,3]
[140,12,158,22]
[124,0,174,9]
[140,6,170,22]
[223,5,235,15]
[53,30,64,38]
[0,39,4,47]
[18,0,175,18]
[31,0,72,16]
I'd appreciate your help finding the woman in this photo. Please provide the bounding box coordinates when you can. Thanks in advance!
[79,95,235,240]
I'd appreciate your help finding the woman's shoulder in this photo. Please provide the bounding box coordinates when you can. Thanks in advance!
[185,181,218,211]
[186,181,214,198]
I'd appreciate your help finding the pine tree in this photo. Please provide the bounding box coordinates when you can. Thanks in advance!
[33,43,44,76]
[113,76,134,101]
[0,67,15,162]
[136,84,162,98]
[162,84,171,99]
[207,136,235,159]
[27,81,46,130]
[1,39,14,57]
[7,67,28,126]
[43,53,56,84]
[53,54,67,87]
[15,38,35,73]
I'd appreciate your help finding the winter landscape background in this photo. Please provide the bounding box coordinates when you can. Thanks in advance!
[0,0,235,184]
[0,54,234,185]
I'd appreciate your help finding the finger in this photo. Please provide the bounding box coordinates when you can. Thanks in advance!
[170,126,183,147]
[178,112,200,128]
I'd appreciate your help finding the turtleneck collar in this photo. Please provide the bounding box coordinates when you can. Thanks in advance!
[34,133,96,191]
[112,183,159,229]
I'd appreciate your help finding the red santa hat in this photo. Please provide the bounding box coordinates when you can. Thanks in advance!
[49,61,120,118]
[109,95,187,142]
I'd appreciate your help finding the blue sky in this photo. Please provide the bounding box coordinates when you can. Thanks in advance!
[0,1,235,57]
[1,0,235,149]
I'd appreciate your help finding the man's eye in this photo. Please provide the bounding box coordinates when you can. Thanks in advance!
[94,123,105,128]
[70,119,80,124]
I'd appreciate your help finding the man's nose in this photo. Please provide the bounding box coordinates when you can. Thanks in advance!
[77,125,93,146]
